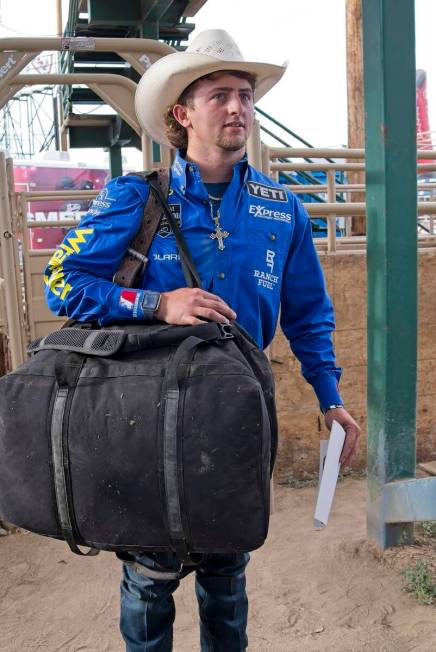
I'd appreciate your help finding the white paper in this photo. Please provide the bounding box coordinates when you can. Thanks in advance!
[314,421,346,528]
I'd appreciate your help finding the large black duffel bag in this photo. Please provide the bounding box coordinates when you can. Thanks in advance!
[0,319,277,556]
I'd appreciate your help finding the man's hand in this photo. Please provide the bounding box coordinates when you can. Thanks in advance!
[155,287,237,326]
[323,407,360,468]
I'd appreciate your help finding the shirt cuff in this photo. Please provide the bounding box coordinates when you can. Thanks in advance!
[311,374,343,412]
[112,288,151,320]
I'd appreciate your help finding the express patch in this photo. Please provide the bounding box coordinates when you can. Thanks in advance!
[249,204,292,222]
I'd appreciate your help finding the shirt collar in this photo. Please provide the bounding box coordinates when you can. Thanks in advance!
[171,150,249,196]
[170,150,188,194]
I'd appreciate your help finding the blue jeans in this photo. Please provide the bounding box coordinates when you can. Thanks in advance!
[120,551,250,651]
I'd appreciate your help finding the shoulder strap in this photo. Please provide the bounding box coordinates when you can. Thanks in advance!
[147,177,202,289]
[113,169,169,288]
[113,168,202,290]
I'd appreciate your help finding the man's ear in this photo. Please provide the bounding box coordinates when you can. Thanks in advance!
[172,104,192,129]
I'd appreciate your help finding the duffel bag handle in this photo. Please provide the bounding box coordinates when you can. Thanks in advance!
[28,322,233,357]
[122,321,233,353]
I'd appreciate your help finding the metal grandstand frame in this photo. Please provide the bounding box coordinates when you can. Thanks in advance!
[0,37,176,167]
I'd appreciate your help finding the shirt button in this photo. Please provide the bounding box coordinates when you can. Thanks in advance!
[217,272,226,280]
[269,233,277,241]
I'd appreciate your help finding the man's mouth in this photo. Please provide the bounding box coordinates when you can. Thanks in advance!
[224,122,245,128]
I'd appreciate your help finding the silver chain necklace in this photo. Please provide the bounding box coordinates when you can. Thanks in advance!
[208,194,229,251]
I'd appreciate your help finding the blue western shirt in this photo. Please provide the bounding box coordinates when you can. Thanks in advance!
[44,151,343,409]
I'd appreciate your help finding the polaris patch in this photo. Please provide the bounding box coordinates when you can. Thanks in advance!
[157,204,182,238]
[246,181,287,202]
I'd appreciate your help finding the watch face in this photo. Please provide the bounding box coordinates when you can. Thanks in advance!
[142,292,159,312]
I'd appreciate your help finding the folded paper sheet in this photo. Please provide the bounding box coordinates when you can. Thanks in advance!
[314,421,346,528]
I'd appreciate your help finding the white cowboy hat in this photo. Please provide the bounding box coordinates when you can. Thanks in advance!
[135,29,288,147]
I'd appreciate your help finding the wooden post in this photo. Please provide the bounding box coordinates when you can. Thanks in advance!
[0,334,10,377]
[346,0,366,235]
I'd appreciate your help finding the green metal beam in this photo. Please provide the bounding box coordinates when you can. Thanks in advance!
[141,21,159,39]
[88,0,142,25]
[109,145,123,179]
[152,141,161,164]
[363,0,417,548]
[140,0,175,22]
[69,126,111,148]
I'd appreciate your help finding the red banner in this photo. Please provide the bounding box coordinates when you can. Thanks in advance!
[416,69,433,164]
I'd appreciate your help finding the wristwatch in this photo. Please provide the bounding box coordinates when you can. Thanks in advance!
[321,404,344,414]
[141,291,162,320]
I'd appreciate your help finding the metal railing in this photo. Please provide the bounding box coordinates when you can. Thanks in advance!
[262,145,436,252]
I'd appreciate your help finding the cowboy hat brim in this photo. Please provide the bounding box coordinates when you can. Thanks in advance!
[135,52,287,148]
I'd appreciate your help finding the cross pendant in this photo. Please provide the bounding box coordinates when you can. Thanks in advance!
[210,225,229,250]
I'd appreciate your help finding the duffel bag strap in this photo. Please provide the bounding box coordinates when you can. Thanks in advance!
[52,351,99,557]
[28,327,126,356]
[28,322,233,356]
[147,176,202,289]
[116,551,204,581]
[114,169,169,288]
[113,168,202,290]
[160,334,219,560]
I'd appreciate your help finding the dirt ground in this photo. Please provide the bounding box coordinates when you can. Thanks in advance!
[1,477,436,652]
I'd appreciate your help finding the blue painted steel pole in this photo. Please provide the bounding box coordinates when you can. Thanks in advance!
[363,0,417,548]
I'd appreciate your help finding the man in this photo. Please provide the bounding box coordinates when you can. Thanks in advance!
[45,29,360,652]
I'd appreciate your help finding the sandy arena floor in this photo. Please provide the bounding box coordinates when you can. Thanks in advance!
[1,477,436,652]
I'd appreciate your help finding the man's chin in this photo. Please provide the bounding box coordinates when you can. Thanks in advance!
[217,136,247,152]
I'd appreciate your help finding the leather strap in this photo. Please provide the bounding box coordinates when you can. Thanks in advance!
[147,177,202,289]
[113,169,169,288]
[52,351,99,557]
[113,168,203,290]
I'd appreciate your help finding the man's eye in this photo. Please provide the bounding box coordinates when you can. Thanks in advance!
[241,93,252,103]
[213,93,226,101]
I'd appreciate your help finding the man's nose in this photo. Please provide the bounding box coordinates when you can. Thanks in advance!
[227,93,244,114]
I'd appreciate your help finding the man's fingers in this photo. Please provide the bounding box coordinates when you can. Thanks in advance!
[194,306,232,323]
[183,316,207,326]
[193,289,229,304]
[155,288,237,326]
[198,299,236,320]
[340,428,360,466]
[190,290,237,318]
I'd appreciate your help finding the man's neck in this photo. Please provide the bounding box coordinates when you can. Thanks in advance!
[184,146,245,183]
